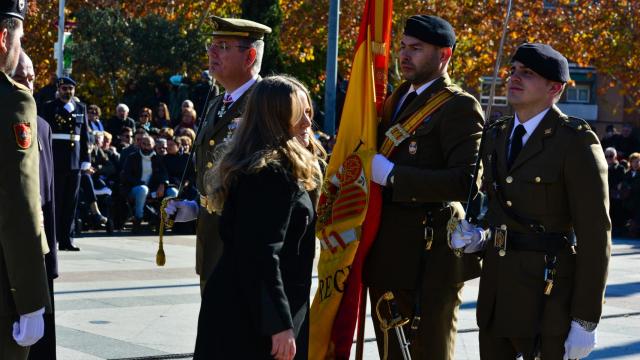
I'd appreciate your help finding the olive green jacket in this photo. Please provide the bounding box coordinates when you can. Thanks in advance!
[364,75,484,290]
[0,72,50,317]
[477,106,611,336]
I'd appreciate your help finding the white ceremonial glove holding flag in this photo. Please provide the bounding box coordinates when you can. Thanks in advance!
[371,154,394,186]
[13,307,45,347]
[451,219,486,253]
[164,199,199,222]
[564,320,597,360]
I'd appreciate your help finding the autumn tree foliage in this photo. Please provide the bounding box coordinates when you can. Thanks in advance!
[21,1,640,118]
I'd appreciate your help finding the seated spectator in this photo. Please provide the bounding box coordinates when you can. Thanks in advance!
[163,137,196,198]
[175,99,195,127]
[154,102,171,129]
[174,108,197,134]
[623,152,640,237]
[606,147,628,234]
[155,138,168,156]
[102,131,120,162]
[120,128,148,167]
[158,127,174,140]
[617,123,640,159]
[117,126,134,152]
[106,103,137,146]
[176,127,196,143]
[137,107,153,132]
[176,135,193,154]
[88,105,105,133]
[120,135,174,233]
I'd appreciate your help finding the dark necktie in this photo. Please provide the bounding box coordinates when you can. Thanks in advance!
[508,124,526,169]
[393,91,417,123]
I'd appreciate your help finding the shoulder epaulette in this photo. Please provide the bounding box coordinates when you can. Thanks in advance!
[561,116,591,132]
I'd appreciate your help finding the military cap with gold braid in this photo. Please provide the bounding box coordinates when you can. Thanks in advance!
[0,0,27,20]
[210,15,272,40]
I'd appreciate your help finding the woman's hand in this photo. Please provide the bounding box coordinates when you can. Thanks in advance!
[271,328,296,360]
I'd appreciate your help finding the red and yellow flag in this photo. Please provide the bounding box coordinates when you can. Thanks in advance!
[309,1,392,358]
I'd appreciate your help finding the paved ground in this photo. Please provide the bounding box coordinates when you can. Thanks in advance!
[52,232,640,359]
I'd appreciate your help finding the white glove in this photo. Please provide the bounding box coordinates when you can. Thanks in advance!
[371,154,394,186]
[164,199,199,222]
[451,219,486,253]
[564,320,597,360]
[13,307,45,347]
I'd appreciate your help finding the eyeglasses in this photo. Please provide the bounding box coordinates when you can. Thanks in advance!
[206,41,250,52]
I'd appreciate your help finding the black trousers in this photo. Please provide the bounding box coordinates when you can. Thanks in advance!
[27,278,56,360]
[54,170,80,248]
[479,328,566,360]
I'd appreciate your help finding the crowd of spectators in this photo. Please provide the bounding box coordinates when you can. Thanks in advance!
[602,123,640,238]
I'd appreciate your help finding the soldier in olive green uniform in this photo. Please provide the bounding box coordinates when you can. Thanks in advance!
[363,15,483,360]
[164,16,271,293]
[0,1,52,358]
[453,44,610,360]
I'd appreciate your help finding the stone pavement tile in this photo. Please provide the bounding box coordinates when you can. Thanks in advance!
[57,346,105,360]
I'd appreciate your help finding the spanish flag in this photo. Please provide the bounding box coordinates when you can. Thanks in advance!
[309,1,392,358]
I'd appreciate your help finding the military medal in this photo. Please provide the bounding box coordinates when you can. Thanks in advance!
[223,117,241,143]
[408,141,418,155]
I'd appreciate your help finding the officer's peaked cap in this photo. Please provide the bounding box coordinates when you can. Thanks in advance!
[57,76,77,87]
[404,15,456,48]
[210,16,272,40]
[512,43,570,83]
[0,0,27,21]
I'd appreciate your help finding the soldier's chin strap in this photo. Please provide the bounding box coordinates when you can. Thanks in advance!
[156,80,217,266]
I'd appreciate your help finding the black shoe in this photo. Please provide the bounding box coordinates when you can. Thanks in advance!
[132,218,143,234]
[60,245,81,251]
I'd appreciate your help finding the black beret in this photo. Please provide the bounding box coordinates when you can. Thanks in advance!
[210,16,272,40]
[57,76,77,87]
[511,43,570,83]
[404,15,455,48]
[0,0,27,20]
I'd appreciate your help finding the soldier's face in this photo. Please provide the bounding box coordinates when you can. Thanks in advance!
[507,61,561,108]
[58,84,75,102]
[0,20,23,76]
[207,36,255,88]
[399,35,449,87]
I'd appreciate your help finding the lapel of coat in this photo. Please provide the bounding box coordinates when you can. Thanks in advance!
[404,76,449,136]
[496,118,513,175]
[196,95,223,145]
[381,82,411,129]
[509,106,561,173]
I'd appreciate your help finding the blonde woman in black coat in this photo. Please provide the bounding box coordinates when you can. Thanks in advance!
[194,75,326,360]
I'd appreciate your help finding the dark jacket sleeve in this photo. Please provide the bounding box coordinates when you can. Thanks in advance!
[234,167,297,335]
[120,154,144,188]
[392,94,484,202]
[79,103,91,164]
[565,129,611,323]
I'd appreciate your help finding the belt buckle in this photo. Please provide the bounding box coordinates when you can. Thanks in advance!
[385,123,410,147]
[494,224,508,257]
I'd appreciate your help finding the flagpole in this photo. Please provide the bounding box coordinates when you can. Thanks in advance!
[324,0,340,136]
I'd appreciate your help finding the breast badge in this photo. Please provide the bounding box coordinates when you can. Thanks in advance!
[408,141,418,155]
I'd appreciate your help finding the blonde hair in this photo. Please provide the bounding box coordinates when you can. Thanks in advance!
[205,75,326,213]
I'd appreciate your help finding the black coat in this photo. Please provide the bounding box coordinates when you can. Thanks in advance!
[37,117,58,279]
[120,151,168,192]
[194,165,316,360]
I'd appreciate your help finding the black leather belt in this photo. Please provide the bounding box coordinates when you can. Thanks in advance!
[493,230,575,253]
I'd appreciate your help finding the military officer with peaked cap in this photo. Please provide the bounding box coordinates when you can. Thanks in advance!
[0,0,52,358]
[38,76,91,251]
[453,43,611,359]
[164,16,271,293]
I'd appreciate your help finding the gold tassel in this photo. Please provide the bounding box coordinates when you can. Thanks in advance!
[156,197,176,266]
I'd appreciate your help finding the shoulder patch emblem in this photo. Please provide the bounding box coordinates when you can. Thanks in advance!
[13,123,32,149]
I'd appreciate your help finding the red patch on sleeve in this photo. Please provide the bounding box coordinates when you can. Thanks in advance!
[13,123,32,149]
